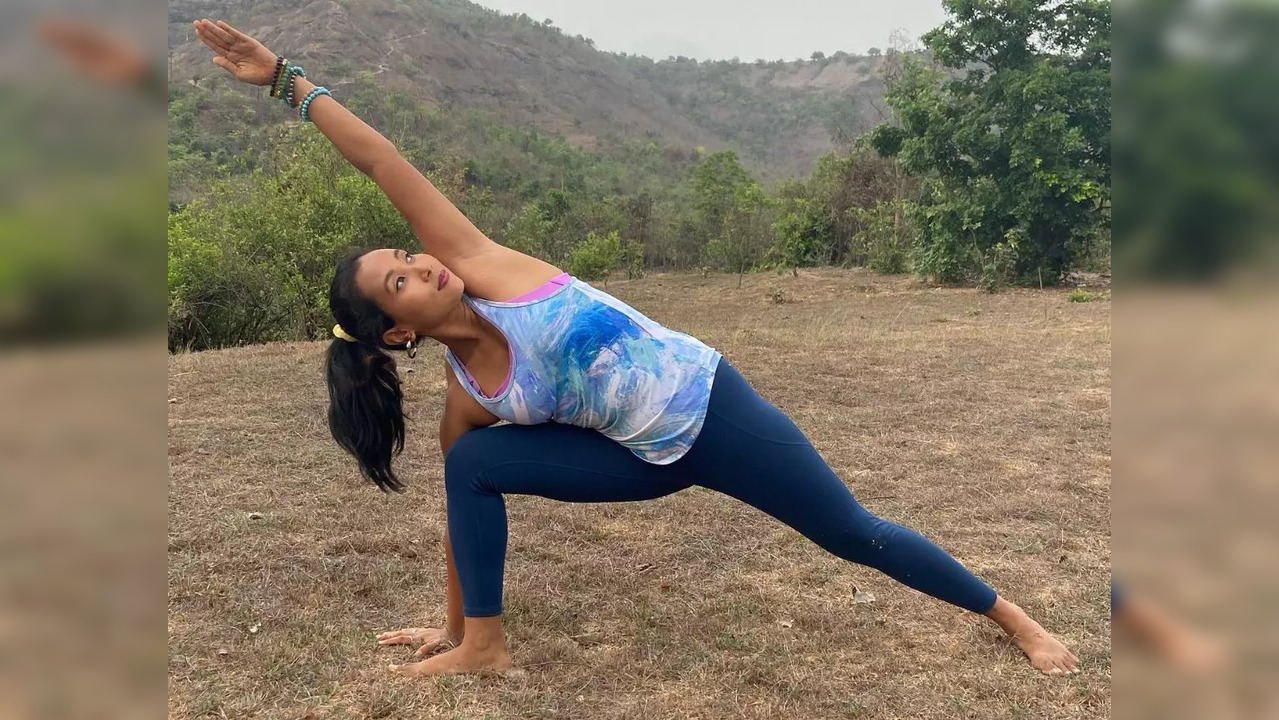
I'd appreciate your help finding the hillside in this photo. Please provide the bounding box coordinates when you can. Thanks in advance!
[167,0,888,179]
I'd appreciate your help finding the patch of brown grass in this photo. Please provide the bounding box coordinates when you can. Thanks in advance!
[169,268,1110,719]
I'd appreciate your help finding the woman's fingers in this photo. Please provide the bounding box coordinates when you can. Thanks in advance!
[211,56,236,74]
[377,627,453,656]
[192,21,229,53]
[198,19,237,48]
[192,20,220,43]
[376,628,426,645]
[216,20,256,46]
[414,637,450,657]
[193,27,227,56]
[411,636,452,659]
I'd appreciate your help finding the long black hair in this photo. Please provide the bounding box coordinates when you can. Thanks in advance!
[325,249,407,492]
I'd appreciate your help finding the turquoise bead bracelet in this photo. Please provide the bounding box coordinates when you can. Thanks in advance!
[282,65,307,107]
[300,87,331,122]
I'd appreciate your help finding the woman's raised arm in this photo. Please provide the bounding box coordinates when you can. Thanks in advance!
[193,19,499,269]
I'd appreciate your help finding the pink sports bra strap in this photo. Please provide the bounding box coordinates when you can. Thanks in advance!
[504,273,571,304]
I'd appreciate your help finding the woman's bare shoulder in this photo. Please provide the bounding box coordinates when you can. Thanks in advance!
[448,244,563,302]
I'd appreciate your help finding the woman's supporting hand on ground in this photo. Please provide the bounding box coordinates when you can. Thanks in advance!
[192,19,277,86]
[376,626,461,658]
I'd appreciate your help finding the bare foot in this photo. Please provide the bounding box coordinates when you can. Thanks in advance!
[1006,617,1079,676]
[387,642,512,677]
[987,598,1079,676]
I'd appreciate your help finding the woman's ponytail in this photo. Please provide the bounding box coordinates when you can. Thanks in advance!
[325,337,405,492]
[326,249,407,492]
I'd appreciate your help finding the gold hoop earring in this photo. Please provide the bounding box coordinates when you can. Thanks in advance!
[406,338,417,359]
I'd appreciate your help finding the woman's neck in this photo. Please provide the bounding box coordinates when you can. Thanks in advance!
[425,301,502,364]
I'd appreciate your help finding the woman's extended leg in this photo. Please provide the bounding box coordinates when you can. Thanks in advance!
[389,422,693,677]
[678,360,1079,674]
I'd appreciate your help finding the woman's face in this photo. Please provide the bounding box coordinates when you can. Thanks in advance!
[354,249,465,342]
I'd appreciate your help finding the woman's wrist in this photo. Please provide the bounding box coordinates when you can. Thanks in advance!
[291,76,316,108]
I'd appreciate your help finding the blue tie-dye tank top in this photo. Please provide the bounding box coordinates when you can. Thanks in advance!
[443,277,721,465]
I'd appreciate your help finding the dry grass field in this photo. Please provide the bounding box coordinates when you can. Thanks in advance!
[168,268,1111,720]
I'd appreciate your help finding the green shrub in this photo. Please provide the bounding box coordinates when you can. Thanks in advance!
[167,130,419,350]
[1067,288,1106,303]
[979,231,1022,293]
[850,200,913,276]
[568,231,623,283]
[622,238,645,279]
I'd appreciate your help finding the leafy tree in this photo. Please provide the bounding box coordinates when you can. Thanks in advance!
[621,237,646,279]
[690,150,754,249]
[501,201,555,259]
[870,0,1110,285]
[849,200,915,274]
[768,146,911,269]
[619,192,655,250]
[707,183,773,286]
[769,198,832,275]
[569,231,623,284]
[168,131,421,350]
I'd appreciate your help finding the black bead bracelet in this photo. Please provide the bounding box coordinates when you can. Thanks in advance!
[267,55,285,98]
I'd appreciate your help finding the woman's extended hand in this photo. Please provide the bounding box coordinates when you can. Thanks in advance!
[376,626,460,658]
[192,19,278,86]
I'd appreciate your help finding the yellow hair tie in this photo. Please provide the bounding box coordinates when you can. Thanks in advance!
[333,324,358,343]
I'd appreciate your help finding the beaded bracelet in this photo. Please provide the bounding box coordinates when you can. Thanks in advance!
[283,65,307,107]
[270,57,290,98]
[267,55,285,97]
[299,87,331,122]
[276,65,304,103]
[266,54,283,96]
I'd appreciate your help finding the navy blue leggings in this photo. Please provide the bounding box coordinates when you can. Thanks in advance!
[445,360,998,617]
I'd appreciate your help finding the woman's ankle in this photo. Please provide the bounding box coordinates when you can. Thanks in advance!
[984,597,1027,630]
[461,615,507,651]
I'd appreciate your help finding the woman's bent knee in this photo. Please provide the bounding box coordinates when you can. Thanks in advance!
[444,427,498,495]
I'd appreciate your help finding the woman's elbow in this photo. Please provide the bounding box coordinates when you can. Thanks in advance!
[365,150,407,181]
[361,156,393,180]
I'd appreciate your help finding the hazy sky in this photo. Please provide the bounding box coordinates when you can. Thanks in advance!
[472,0,948,61]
